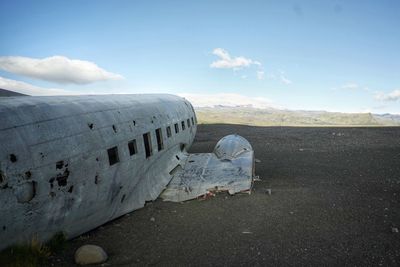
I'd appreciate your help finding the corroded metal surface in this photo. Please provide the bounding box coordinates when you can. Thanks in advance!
[0,94,197,250]
[161,134,254,202]
[0,95,255,250]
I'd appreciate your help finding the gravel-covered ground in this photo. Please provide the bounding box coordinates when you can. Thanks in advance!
[48,125,400,266]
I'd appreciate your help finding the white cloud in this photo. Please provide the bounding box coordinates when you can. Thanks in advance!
[210,48,265,80]
[341,82,359,90]
[178,93,280,109]
[210,48,257,69]
[330,82,372,94]
[279,71,292,85]
[375,89,400,101]
[0,56,123,84]
[257,70,265,80]
[267,70,292,85]
[0,76,77,95]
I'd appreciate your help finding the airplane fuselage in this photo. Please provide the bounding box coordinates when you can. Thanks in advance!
[0,94,196,249]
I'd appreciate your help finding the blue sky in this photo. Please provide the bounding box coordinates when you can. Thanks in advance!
[0,0,399,113]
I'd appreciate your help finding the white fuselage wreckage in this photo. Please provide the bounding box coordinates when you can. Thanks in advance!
[0,94,254,250]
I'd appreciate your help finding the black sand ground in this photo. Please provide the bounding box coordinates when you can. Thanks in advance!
[48,125,400,266]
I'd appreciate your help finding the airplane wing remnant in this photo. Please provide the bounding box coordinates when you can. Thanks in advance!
[161,134,254,202]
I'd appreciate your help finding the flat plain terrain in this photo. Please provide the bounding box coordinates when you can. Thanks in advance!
[195,107,400,126]
[48,125,400,266]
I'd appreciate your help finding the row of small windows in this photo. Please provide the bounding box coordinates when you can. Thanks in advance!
[107,116,196,165]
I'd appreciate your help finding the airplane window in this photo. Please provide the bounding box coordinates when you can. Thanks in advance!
[128,139,137,156]
[191,117,194,125]
[107,146,119,165]
[187,118,191,127]
[174,123,179,133]
[155,128,164,151]
[181,121,185,130]
[143,132,152,158]
[166,126,172,137]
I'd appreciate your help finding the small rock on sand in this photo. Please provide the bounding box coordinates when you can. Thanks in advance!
[75,244,108,265]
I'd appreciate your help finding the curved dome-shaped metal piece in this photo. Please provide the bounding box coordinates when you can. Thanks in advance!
[213,134,253,159]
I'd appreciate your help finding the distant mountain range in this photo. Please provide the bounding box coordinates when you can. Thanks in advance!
[1,88,398,126]
[196,106,400,126]
[372,113,400,126]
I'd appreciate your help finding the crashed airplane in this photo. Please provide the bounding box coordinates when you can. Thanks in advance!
[0,94,254,250]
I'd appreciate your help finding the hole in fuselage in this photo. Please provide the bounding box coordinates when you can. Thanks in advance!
[9,154,17,163]
[0,170,5,184]
[56,160,64,169]
[56,169,70,186]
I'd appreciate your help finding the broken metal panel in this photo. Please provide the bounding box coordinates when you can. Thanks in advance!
[161,134,254,202]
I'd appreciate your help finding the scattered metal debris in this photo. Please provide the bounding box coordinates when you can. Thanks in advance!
[253,175,261,181]
[161,135,255,202]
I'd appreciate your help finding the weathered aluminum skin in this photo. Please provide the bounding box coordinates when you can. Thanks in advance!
[0,94,197,250]
[161,134,254,202]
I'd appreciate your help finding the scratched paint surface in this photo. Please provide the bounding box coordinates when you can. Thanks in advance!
[0,94,255,251]
[0,94,197,250]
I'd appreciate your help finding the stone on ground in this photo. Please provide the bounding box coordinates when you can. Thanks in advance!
[75,244,108,265]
